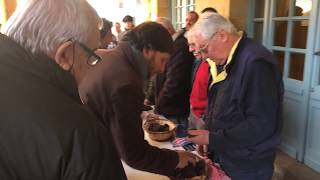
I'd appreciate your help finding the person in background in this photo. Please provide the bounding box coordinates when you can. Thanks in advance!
[185,11,199,31]
[100,18,113,48]
[123,15,135,31]
[108,34,118,49]
[154,17,195,137]
[201,7,218,13]
[173,11,198,41]
[187,8,218,130]
[79,22,198,177]
[115,22,123,41]
[187,12,284,180]
[118,14,135,40]
[0,0,125,179]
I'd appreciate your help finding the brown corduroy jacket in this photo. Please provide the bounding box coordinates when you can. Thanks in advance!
[79,42,179,177]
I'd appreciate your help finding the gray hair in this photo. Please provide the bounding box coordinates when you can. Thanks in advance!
[186,12,237,41]
[3,0,101,55]
[156,17,175,32]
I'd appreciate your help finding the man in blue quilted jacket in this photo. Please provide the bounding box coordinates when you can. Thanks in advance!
[186,12,284,180]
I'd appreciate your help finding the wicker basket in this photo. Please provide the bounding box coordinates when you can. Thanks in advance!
[143,119,176,141]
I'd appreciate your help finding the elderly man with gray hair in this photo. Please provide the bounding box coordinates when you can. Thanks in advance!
[0,0,126,179]
[186,12,284,180]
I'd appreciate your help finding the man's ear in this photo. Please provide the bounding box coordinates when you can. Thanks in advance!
[219,30,228,43]
[54,41,74,71]
[142,47,154,60]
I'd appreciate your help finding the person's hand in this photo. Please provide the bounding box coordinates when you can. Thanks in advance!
[175,151,198,169]
[187,130,209,145]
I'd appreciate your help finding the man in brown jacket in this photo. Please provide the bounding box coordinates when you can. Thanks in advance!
[80,22,198,177]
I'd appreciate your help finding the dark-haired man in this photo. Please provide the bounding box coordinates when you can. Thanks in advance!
[201,7,217,13]
[80,22,197,177]
[154,17,195,137]
[122,15,135,31]
[185,11,199,31]
[118,15,135,40]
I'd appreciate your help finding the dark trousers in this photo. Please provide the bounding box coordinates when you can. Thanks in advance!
[225,165,274,180]
[215,153,274,180]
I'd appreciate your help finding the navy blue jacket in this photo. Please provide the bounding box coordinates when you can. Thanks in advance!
[204,36,284,171]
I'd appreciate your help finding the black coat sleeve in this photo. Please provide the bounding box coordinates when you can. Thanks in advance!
[155,37,194,116]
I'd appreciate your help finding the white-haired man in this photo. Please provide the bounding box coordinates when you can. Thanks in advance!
[186,9,219,131]
[186,12,284,180]
[0,0,126,179]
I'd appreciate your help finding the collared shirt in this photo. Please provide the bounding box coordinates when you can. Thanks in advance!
[208,31,243,88]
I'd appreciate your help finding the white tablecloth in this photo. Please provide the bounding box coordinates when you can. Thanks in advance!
[122,133,183,180]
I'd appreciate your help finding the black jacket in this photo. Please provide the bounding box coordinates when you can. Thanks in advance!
[0,34,126,180]
[154,32,194,117]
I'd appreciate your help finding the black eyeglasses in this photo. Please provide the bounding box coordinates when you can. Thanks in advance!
[70,39,102,66]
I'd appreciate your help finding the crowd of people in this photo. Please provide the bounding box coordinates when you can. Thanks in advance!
[0,0,283,179]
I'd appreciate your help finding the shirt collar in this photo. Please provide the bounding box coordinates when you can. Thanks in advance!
[225,31,243,68]
[208,31,243,87]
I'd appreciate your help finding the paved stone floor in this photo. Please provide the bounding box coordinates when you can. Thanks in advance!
[272,151,320,180]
